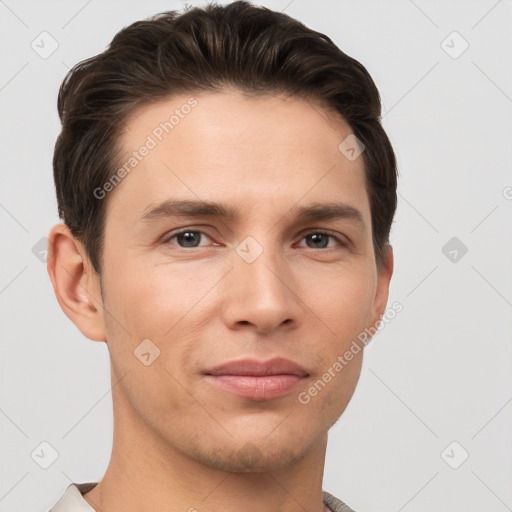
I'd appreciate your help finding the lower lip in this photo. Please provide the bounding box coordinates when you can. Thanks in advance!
[205,374,306,400]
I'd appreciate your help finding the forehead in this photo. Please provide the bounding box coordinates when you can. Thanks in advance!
[122,91,350,154]
[107,90,370,226]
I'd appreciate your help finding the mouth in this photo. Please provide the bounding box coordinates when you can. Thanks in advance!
[203,357,310,401]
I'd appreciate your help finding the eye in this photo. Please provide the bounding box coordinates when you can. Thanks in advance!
[163,229,213,249]
[162,229,348,251]
[298,231,347,250]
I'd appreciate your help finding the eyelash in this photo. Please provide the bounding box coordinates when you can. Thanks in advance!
[162,229,348,251]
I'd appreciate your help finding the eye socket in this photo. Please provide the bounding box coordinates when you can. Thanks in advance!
[163,230,212,249]
[162,228,348,250]
[297,231,348,250]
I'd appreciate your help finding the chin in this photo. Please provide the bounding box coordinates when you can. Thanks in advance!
[192,435,316,473]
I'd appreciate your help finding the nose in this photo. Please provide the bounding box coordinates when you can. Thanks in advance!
[220,237,302,335]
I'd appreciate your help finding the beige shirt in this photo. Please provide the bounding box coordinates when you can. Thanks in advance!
[48,482,357,512]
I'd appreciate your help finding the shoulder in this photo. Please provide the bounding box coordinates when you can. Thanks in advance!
[47,482,98,512]
[49,483,353,512]
[322,489,358,512]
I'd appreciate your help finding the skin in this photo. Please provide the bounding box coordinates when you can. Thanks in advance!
[47,89,393,512]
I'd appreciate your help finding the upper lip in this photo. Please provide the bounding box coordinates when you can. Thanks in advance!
[204,357,309,377]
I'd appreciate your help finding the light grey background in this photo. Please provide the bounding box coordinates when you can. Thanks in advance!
[1,0,511,511]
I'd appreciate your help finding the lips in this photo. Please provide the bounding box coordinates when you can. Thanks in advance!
[203,357,309,400]
[205,357,309,377]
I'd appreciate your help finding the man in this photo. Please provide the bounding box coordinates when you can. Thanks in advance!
[46,1,397,511]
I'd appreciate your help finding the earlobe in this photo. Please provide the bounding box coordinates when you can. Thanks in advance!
[47,223,107,342]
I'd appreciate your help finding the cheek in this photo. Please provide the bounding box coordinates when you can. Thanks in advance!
[101,260,221,399]
[326,356,363,419]
[304,264,376,346]
[101,273,201,425]
[105,260,212,338]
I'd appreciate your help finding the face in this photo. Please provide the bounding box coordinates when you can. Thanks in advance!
[93,90,392,472]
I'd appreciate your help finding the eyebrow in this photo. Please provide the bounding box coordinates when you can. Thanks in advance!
[140,199,365,230]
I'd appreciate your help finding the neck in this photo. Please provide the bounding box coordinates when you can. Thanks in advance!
[83,373,329,512]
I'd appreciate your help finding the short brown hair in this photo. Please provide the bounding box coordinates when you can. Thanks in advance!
[53,0,397,274]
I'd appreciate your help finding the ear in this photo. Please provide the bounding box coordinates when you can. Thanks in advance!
[47,223,106,342]
[368,244,394,330]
